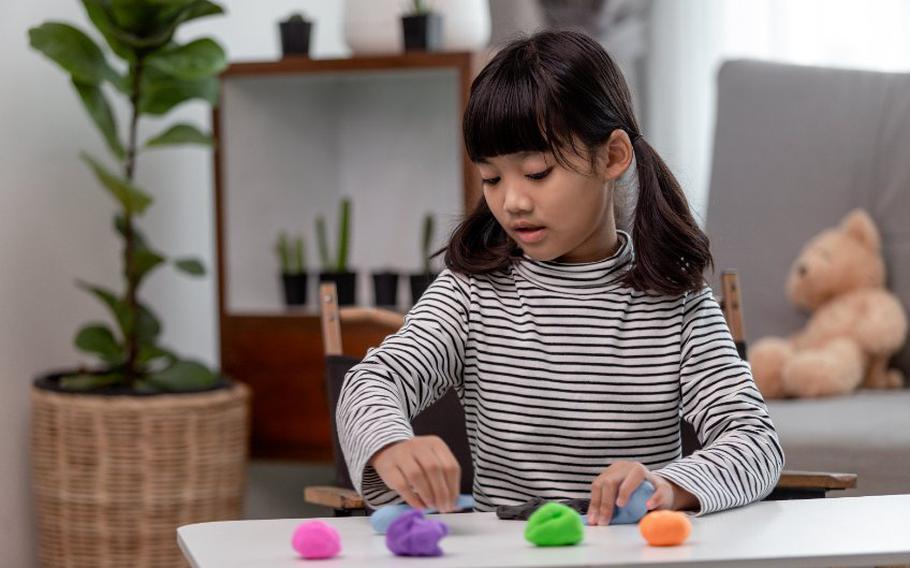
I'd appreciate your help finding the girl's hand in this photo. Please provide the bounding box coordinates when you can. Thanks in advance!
[369,435,461,512]
[588,460,697,525]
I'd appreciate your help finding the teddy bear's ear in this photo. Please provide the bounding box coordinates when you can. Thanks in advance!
[840,209,881,251]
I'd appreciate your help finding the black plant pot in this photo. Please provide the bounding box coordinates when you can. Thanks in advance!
[281,273,309,306]
[410,272,439,305]
[279,19,313,56]
[401,13,443,52]
[320,271,357,306]
[372,271,400,308]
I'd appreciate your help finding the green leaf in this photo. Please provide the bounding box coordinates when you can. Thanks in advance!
[72,79,125,159]
[145,123,212,147]
[139,68,219,115]
[74,323,122,363]
[60,372,124,391]
[105,0,225,52]
[81,0,135,62]
[174,257,205,276]
[155,0,225,27]
[133,246,165,281]
[146,38,227,81]
[81,153,152,215]
[28,22,121,85]
[146,359,218,391]
[77,282,161,344]
[137,344,175,365]
[110,0,162,36]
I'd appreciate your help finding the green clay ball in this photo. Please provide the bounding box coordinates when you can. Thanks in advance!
[524,502,585,547]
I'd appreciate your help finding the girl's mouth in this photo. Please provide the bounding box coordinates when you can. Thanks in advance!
[514,226,547,244]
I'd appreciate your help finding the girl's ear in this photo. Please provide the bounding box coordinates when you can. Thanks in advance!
[598,129,634,182]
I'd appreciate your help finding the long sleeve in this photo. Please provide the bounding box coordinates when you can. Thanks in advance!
[654,287,785,515]
[336,269,471,506]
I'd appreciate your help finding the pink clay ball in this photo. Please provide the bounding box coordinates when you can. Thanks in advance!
[291,520,341,560]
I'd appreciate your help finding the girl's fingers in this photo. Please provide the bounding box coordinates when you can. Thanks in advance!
[385,466,428,509]
[399,455,437,509]
[644,473,669,510]
[597,477,617,525]
[588,477,604,525]
[431,443,461,512]
[616,467,645,508]
[415,449,451,512]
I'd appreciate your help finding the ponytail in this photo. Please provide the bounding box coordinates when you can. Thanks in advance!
[623,136,713,296]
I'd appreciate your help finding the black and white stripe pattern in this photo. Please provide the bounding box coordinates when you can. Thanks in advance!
[337,231,784,515]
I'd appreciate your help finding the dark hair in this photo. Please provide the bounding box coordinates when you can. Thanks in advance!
[443,30,712,296]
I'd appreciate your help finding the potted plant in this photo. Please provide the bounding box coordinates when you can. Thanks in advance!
[401,0,443,52]
[276,231,308,306]
[279,12,313,57]
[28,3,248,567]
[410,213,439,304]
[372,268,399,308]
[317,197,356,305]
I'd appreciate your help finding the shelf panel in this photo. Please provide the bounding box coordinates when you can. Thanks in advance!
[224,52,474,77]
[213,52,478,459]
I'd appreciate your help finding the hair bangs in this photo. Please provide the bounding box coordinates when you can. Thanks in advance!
[463,56,577,167]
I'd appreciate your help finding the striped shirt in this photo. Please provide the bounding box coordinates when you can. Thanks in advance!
[337,231,784,515]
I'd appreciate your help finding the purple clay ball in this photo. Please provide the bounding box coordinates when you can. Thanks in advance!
[385,509,449,557]
[291,520,341,560]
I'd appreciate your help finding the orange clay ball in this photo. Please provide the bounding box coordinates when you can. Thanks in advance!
[639,511,691,547]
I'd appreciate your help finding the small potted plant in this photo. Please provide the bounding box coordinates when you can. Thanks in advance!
[410,213,439,304]
[317,198,356,305]
[372,268,399,308]
[279,12,313,57]
[276,231,307,306]
[401,0,443,52]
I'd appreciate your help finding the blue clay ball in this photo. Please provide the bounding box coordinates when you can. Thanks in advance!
[370,504,412,534]
[370,494,474,534]
[610,480,655,525]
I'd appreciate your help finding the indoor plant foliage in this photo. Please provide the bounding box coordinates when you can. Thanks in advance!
[29,0,228,393]
[317,197,357,305]
[276,230,308,306]
[410,212,438,303]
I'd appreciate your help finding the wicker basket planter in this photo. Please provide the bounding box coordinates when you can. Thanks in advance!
[31,379,250,568]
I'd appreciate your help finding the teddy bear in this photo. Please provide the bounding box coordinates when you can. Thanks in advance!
[749,209,908,399]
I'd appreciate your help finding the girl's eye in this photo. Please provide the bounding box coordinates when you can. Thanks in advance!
[481,176,501,186]
[526,167,553,180]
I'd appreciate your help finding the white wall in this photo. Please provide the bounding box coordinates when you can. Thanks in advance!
[0,1,347,565]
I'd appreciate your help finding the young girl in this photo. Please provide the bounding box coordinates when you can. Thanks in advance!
[337,30,783,525]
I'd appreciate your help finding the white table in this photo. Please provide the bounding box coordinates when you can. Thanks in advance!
[178,494,910,568]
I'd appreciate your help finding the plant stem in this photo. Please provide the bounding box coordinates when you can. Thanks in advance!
[122,59,144,386]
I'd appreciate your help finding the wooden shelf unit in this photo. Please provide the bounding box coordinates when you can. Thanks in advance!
[213,52,479,460]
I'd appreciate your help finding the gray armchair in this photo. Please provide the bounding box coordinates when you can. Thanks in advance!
[705,59,910,496]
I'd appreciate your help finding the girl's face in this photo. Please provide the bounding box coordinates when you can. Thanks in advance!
[476,132,633,263]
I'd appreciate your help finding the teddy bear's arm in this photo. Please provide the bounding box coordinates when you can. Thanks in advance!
[852,291,908,356]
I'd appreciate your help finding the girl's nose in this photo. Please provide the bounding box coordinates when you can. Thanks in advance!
[503,184,533,214]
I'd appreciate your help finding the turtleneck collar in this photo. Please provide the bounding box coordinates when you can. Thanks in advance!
[512,230,634,295]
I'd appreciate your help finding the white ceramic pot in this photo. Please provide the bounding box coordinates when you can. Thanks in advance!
[343,0,401,55]
[438,0,491,52]
[344,0,491,55]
